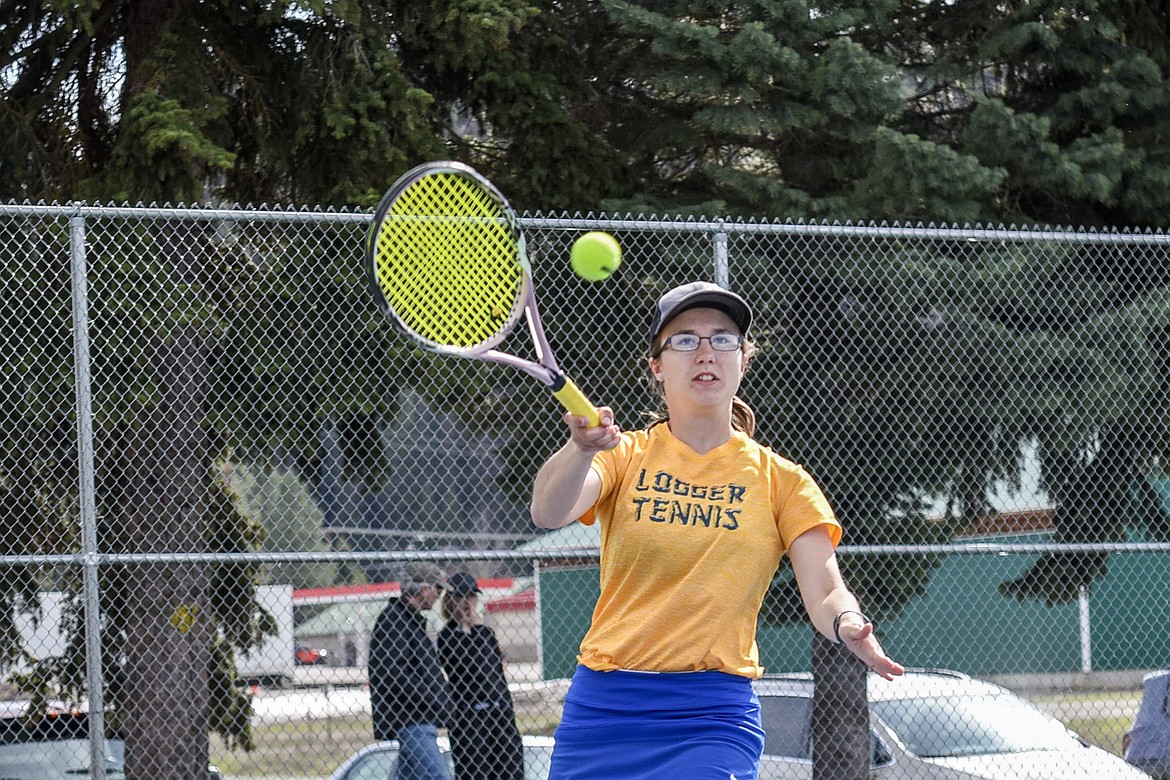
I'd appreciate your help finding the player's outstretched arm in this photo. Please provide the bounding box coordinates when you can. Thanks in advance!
[530,407,620,529]
[789,527,905,681]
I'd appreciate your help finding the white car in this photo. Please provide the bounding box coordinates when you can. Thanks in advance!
[0,702,223,780]
[755,668,1151,779]
[327,734,555,780]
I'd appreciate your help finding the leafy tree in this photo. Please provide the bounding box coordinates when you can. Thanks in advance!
[384,0,635,209]
[582,0,1170,226]
[230,464,338,590]
[986,245,1170,602]
[0,215,268,767]
[0,1,437,777]
[591,0,916,219]
[887,0,1170,228]
[0,0,443,205]
[746,232,1170,608]
[886,0,1170,597]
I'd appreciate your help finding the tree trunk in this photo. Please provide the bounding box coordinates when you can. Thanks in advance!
[811,631,870,780]
[117,324,213,780]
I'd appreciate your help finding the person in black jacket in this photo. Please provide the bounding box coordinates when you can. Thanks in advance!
[369,561,453,780]
[437,572,525,780]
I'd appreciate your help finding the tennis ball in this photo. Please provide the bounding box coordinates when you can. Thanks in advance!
[570,232,622,282]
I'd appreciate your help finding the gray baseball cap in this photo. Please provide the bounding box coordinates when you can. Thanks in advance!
[401,562,445,589]
[649,281,753,345]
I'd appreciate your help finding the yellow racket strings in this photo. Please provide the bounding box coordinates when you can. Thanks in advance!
[373,173,523,349]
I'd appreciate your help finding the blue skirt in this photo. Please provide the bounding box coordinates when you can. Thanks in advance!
[549,666,765,780]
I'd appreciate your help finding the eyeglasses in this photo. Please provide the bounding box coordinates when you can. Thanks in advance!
[659,333,743,352]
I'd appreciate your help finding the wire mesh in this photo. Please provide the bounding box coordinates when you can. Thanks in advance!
[1,203,1168,779]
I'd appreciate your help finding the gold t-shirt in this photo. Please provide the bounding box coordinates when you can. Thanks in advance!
[576,424,842,679]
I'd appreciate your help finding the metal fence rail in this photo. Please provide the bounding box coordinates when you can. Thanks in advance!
[2,203,1168,779]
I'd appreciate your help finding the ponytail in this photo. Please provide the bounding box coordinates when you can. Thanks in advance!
[731,396,756,437]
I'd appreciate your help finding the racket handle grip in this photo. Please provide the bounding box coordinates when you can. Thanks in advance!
[552,378,600,427]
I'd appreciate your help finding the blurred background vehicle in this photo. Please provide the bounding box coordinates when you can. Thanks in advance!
[755,668,1151,780]
[327,734,554,780]
[0,703,223,780]
[295,645,329,665]
[1124,668,1170,780]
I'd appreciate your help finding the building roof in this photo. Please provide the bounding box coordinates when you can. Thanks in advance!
[517,521,600,552]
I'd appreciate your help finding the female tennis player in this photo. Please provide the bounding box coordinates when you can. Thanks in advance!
[530,281,904,780]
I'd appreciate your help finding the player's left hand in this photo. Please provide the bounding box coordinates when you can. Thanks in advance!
[838,621,905,681]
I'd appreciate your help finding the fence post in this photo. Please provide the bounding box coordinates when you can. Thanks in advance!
[534,558,544,678]
[713,221,729,288]
[70,211,106,780]
[1079,585,1093,673]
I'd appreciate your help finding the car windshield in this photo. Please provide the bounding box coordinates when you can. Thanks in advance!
[872,693,1082,758]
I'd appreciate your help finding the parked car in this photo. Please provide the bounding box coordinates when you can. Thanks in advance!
[755,668,1151,779]
[328,734,554,780]
[295,645,329,665]
[0,703,223,780]
[1124,668,1170,779]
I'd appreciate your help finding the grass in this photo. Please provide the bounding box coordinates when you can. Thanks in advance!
[211,716,373,777]
[1031,690,1140,757]
[1067,715,1131,757]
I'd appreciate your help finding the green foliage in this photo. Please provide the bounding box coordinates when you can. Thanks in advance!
[209,636,257,751]
[2,0,444,205]
[6,0,1170,224]
[231,464,338,589]
[961,98,1129,221]
[96,88,236,205]
[596,0,909,219]
[414,0,541,70]
[723,224,1170,612]
[892,0,1170,227]
[265,11,444,206]
[855,128,1006,224]
[385,0,633,209]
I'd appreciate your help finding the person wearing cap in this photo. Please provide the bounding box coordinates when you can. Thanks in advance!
[437,572,524,780]
[530,281,904,780]
[368,561,453,780]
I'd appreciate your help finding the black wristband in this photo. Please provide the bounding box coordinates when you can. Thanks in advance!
[833,610,870,645]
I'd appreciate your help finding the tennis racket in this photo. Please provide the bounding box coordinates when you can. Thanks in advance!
[367,160,600,426]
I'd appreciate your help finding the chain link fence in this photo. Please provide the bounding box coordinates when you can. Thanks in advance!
[2,202,1169,779]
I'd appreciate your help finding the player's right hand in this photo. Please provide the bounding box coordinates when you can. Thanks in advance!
[565,406,620,452]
